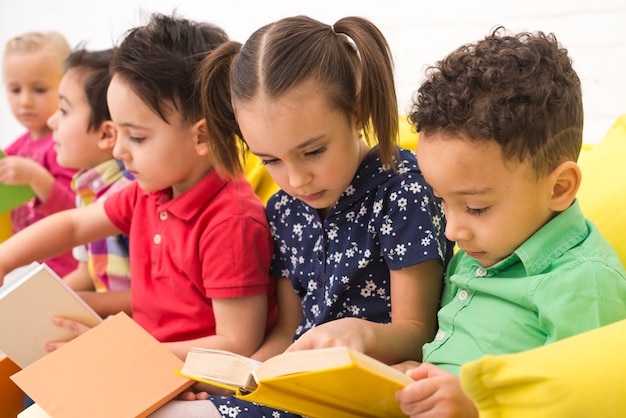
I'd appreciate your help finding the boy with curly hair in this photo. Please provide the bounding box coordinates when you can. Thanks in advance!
[395,27,626,417]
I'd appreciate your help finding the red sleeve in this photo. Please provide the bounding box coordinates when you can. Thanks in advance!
[200,214,273,299]
[103,182,140,236]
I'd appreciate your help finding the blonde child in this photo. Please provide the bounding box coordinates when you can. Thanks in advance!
[1,31,77,276]
[191,15,452,417]
[47,47,134,317]
[395,27,626,417]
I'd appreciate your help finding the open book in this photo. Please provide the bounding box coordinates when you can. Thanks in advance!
[0,262,102,368]
[176,346,413,418]
[0,150,35,214]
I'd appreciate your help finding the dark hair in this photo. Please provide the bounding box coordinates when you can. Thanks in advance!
[64,47,114,131]
[110,13,228,127]
[198,15,398,179]
[409,26,583,175]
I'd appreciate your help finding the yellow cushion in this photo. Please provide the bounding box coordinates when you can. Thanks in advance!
[577,114,626,267]
[0,212,11,243]
[398,115,420,152]
[460,318,626,418]
[242,153,280,205]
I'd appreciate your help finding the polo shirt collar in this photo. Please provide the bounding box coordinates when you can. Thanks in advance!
[147,169,227,221]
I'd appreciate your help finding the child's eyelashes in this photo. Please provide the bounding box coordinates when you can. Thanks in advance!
[128,135,146,143]
[259,146,326,166]
[466,207,487,216]
[304,146,326,158]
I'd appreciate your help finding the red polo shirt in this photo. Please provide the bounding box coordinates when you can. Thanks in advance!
[104,170,276,342]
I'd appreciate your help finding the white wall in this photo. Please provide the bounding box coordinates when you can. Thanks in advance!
[2,0,625,148]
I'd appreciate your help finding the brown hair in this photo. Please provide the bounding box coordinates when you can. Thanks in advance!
[409,26,583,175]
[110,13,228,128]
[198,15,398,179]
[63,48,114,131]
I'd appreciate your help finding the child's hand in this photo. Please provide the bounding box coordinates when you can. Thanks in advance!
[0,155,40,186]
[395,363,478,418]
[44,316,93,352]
[176,382,235,401]
[285,317,369,353]
[392,359,421,373]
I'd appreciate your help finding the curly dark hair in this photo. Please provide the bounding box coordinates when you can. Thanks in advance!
[409,26,583,175]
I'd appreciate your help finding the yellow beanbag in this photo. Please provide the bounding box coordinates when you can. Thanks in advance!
[0,212,11,243]
[577,114,626,267]
[460,318,626,418]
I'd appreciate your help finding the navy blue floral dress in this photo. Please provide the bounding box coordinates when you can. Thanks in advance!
[209,146,451,417]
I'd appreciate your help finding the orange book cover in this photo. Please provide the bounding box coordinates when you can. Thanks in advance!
[11,312,192,418]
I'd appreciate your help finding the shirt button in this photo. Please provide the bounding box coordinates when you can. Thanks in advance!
[159,211,168,221]
[435,330,446,341]
[458,290,469,301]
[476,267,487,277]
[153,234,162,244]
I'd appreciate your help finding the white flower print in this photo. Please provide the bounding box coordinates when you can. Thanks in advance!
[373,200,383,215]
[358,258,370,268]
[421,236,432,247]
[395,243,407,256]
[311,304,320,317]
[381,223,393,235]
[398,197,408,211]
[345,185,356,196]
[409,182,423,194]
[359,205,368,217]
[307,280,318,292]
[293,223,303,236]
[390,191,398,201]
[328,227,338,240]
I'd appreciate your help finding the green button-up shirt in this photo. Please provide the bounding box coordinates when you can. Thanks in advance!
[423,199,626,375]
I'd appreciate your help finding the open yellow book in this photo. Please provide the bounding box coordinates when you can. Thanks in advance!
[176,346,413,418]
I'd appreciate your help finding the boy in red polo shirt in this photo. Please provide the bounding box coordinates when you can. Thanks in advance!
[0,13,276,363]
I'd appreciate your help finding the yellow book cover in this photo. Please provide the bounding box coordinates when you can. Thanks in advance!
[0,150,35,214]
[176,346,412,418]
[0,262,103,369]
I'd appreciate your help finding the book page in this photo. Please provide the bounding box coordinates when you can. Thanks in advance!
[180,347,260,389]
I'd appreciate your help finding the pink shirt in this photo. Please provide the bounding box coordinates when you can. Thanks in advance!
[4,131,77,276]
[104,170,276,342]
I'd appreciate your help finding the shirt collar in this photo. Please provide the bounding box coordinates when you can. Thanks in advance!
[147,169,227,221]
[491,199,589,275]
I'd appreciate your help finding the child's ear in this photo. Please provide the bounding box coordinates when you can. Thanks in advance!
[192,119,210,156]
[548,160,581,212]
[97,121,117,151]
